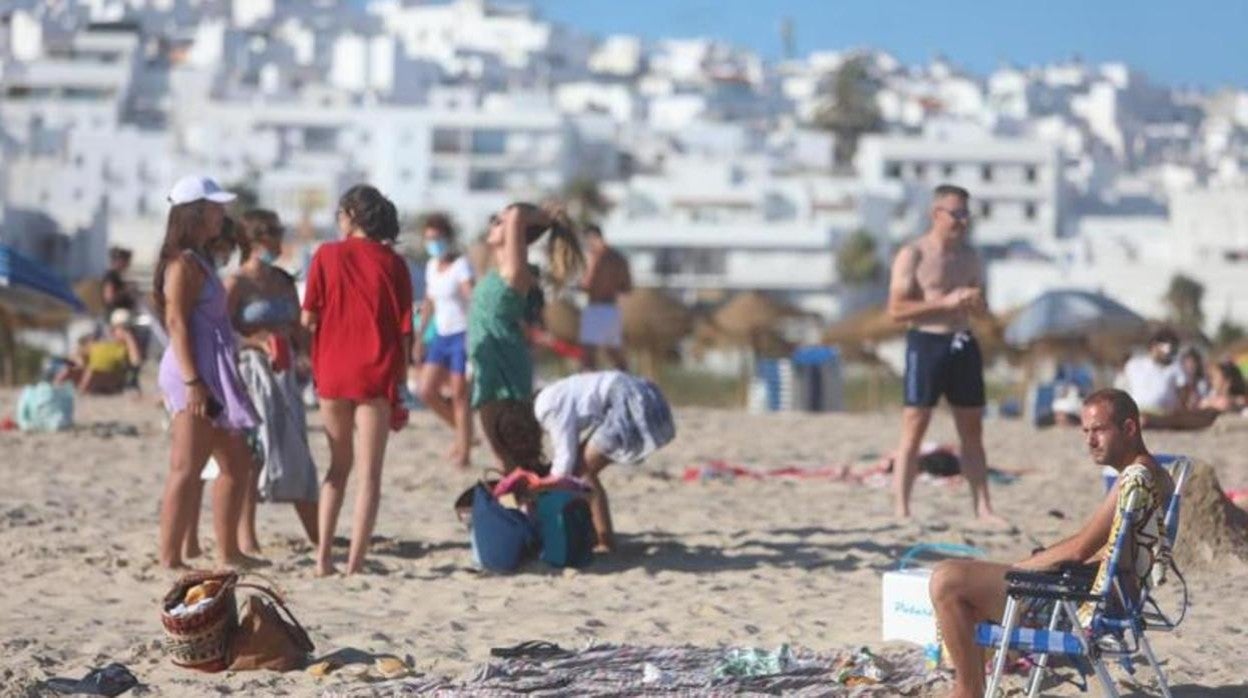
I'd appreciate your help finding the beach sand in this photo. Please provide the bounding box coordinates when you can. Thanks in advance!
[1,389,1246,696]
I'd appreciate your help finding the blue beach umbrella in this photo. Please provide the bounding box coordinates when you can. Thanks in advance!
[0,244,86,315]
[1003,289,1146,347]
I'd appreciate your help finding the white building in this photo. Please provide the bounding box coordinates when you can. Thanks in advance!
[601,155,899,318]
[856,134,1063,244]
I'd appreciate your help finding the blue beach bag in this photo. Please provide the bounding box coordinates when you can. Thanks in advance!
[470,483,537,573]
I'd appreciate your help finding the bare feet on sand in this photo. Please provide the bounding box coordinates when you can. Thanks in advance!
[972,509,1014,530]
[182,542,202,560]
[315,560,339,578]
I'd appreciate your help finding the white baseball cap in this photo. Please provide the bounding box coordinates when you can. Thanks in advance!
[167,175,236,205]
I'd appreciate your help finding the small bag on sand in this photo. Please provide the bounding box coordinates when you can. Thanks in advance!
[160,570,239,672]
[228,584,314,672]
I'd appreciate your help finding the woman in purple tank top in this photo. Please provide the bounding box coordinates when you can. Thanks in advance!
[154,175,263,570]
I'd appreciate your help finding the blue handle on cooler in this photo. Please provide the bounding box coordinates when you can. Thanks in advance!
[897,542,987,570]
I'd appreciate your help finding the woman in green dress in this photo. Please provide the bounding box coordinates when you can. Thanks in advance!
[470,203,582,466]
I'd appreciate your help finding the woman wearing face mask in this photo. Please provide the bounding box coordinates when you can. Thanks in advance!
[225,209,319,556]
[155,175,262,570]
[302,185,413,576]
[414,213,475,468]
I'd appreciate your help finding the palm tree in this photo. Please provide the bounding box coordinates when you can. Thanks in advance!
[836,229,883,286]
[813,56,883,168]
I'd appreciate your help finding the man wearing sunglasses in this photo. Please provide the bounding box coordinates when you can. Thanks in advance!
[887,184,1004,525]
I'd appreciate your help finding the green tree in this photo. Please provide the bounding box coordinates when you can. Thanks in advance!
[836,229,884,286]
[562,176,611,227]
[1164,274,1205,332]
[813,56,883,167]
[1215,318,1246,347]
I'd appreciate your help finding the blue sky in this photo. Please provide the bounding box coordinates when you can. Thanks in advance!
[528,0,1248,89]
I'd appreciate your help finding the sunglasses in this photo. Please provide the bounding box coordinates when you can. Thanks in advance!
[937,207,971,221]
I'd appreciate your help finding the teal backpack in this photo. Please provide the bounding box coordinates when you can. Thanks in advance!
[533,490,595,568]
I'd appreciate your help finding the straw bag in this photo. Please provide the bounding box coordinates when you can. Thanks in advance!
[160,570,239,672]
[228,583,314,672]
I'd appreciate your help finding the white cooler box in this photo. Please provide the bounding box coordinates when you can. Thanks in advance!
[881,567,938,646]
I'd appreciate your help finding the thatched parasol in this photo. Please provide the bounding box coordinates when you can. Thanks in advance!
[621,288,693,350]
[712,290,801,341]
[823,304,1013,360]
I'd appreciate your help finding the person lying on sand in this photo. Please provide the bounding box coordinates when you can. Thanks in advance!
[929,388,1173,698]
[478,371,675,552]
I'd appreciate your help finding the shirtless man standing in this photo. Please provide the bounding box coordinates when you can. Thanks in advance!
[888,184,1002,523]
[579,225,632,371]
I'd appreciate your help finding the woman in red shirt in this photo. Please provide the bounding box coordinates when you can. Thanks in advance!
[302,185,413,576]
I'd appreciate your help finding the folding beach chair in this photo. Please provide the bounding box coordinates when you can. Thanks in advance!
[976,456,1192,698]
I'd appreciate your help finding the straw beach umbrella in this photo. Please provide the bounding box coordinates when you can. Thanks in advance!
[620,288,693,378]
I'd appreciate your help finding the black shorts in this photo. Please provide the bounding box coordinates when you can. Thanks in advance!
[903,329,985,408]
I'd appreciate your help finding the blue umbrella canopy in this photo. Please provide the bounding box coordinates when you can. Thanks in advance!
[1004,289,1146,347]
[0,244,86,315]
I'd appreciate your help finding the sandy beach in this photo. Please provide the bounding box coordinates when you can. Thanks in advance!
[2,388,1246,696]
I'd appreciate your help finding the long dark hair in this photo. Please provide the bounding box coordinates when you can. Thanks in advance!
[237,209,283,259]
[1216,361,1248,397]
[478,399,551,476]
[340,185,399,242]
[152,200,217,322]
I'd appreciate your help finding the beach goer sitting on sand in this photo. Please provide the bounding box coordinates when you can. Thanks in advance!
[303,185,413,577]
[887,183,1002,524]
[227,209,320,555]
[415,213,475,468]
[1117,328,1216,430]
[479,371,675,552]
[55,309,143,394]
[930,389,1173,698]
[1200,360,1248,414]
[155,175,263,570]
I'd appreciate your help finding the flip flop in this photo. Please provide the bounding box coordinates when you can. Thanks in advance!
[489,640,571,659]
[44,663,138,696]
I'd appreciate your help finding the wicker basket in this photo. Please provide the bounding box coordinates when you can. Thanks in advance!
[160,570,239,672]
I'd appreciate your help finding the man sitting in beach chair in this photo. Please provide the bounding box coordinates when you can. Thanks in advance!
[929,389,1174,698]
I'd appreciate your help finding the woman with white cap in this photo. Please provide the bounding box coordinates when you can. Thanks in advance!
[153,175,263,570]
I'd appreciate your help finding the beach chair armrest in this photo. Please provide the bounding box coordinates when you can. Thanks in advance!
[1006,584,1102,603]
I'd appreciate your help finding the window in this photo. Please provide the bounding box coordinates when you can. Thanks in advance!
[914,163,926,177]
[430,166,454,183]
[653,248,727,276]
[399,168,413,182]
[942,162,954,177]
[980,201,992,219]
[468,169,505,191]
[1024,202,1037,220]
[432,128,461,154]
[1025,165,1038,183]
[981,164,993,182]
[884,161,902,179]
[470,129,507,155]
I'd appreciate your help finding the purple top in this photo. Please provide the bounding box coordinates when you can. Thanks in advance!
[158,252,259,430]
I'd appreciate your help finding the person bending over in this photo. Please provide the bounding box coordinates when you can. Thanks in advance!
[478,370,675,552]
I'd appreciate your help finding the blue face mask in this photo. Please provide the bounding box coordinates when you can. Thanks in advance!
[425,240,448,258]
[258,249,278,265]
